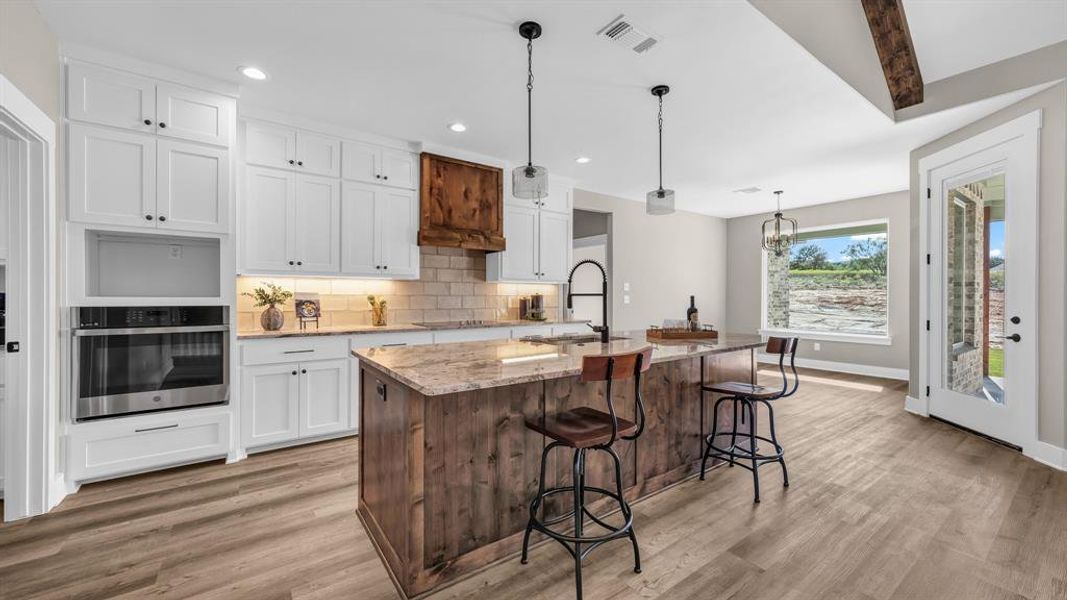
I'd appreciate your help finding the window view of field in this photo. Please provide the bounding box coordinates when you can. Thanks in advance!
[767,224,888,336]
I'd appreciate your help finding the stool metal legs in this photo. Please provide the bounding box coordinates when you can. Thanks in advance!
[520,443,640,600]
[700,394,788,503]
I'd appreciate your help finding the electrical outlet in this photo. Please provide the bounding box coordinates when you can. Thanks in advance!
[813,342,821,351]
[623,294,631,305]
[623,282,631,292]
[169,245,183,259]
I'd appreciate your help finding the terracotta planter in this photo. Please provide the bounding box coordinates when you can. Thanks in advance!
[260,305,284,331]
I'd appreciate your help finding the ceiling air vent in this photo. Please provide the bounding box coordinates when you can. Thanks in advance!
[732,187,762,194]
[597,15,660,55]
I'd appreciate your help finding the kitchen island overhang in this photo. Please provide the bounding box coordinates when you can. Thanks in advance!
[354,332,763,598]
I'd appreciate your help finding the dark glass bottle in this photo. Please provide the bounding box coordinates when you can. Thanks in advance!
[687,296,699,331]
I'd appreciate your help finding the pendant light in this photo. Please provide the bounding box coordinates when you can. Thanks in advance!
[646,85,675,215]
[513,21,549,201]
[761,190,798,257]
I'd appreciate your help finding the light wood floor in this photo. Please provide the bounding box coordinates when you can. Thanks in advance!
[2,369,1066,600]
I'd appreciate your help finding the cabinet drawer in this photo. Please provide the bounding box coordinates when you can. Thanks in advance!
[241,336,350,365]
[68,411,231,482]
[350,331,433,349]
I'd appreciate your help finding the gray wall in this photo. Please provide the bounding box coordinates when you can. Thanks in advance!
[0,1,59,121]
[572,189,727,333]
[910,83,1067,447]
[573,209,609,240]
[726,190,910,371]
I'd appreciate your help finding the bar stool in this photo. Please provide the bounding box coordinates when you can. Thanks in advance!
[520,347,652,600]
[700,337,799,503]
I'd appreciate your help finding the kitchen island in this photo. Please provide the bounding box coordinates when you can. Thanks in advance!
[354,332,764,598]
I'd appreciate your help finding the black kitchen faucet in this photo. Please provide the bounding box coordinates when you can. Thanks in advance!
[566,259,610,343]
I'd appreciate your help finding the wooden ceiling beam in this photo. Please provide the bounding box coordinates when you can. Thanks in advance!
[860,0,924,110]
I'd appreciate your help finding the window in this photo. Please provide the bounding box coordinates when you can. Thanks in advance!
[764,221,889,340]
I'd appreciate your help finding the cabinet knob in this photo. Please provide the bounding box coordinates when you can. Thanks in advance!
[143,119,152,126]
[375,174,381,179]
[289,260,295,266]
[297,161,303,166]
[383,175,388,180]
[375,265,381,269]
[296,261,303,266]
[292,370,298,376]
[288,160,295,165]
[158,122,167,128]
[301,369,307,374]
[158,216,167,222]
[383,265,388,270]
[145,215,153,221]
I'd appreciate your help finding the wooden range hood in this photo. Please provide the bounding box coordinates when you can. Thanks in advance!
[417,152,506,252]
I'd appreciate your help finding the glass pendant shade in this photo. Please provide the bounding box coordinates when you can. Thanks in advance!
[761,211,798,256]
[646,188,675,215]
[512,164,549,199]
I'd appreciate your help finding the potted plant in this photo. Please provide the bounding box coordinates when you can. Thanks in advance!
[368,295,388,327]
[243,282,294,331]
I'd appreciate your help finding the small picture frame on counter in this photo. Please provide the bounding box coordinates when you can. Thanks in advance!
[295,296,321,330]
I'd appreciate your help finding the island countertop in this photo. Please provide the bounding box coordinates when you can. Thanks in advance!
[353,331,763,396]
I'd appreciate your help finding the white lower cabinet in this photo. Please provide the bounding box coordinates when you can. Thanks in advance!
[67,409,232,482]
[240,337,352,449]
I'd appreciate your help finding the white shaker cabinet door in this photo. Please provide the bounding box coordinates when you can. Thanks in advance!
[500,204,539,282]
[156,83,233,147]
[341,141,380,184]
[377,188,419,278]
[245,121,296,170]
[242,363,301,447]
[293,174,341,273]
[244,167,295,272]
[299,358,351,438]
[538,210,571,283]
[380,149,417,190]
[340,181,380,276]
[156,140,230,234]
[67,62,156,133]
[296,132,341,178]
[68,123,156,228]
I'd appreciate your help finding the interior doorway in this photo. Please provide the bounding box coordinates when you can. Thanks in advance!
[920,111,1039,452]
[571,209,611,328]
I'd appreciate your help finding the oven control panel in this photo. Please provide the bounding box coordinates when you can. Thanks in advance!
[75,306,226,329]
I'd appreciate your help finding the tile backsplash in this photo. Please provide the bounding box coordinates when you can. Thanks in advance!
[237,247,561,333]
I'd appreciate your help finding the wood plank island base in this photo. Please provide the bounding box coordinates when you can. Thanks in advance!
[354,332,764,598]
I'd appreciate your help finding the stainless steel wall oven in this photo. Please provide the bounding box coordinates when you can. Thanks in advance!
[72,306,229,420]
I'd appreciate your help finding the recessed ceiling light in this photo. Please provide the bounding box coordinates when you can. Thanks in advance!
[575,156,592,164]
[448,122,467,133]
[238,66,268,81]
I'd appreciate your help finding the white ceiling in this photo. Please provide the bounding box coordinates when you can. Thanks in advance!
[904,0,1067,83]
[37,1,1048,218]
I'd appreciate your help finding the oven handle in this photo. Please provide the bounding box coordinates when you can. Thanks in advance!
[73,325,230,336]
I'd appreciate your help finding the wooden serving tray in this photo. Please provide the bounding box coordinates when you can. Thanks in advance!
[646,328,718,341]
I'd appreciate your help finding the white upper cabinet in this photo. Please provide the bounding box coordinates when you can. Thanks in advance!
[499,204,539,281]
[538,210,571,282]
[488,179,573,283]
[244,167,295,272]
[156,83,233,147]
[340,182,379,276]
[339,182,419,278]
[342,141,416,190]
[156,140,230,233]
[68,123,156,228]
[67,62,155,133]
[245,121,341,177]
[245,121,296,170]
[377,188,419,278]
[293,175,341,273]
[296,132,341,177]
[67,62,233,147]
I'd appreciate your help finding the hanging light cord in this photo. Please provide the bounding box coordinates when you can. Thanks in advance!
[526,37,534,168]
[657,94,664,191]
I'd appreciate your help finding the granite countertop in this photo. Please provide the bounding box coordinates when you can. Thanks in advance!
[354,331,763,396]
[238,319,590,340]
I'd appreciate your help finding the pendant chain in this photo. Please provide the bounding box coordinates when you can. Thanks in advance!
[526,38,534,167]
[657,95,664,191]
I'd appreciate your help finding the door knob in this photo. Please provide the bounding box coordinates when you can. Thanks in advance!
[1010,316,1021,324]
[1007,333,1022,342]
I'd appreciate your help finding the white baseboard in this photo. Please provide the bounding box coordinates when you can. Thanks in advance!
[904,395,929,416]
[48,473,75,511]
[1027,441,1067,471]
[757,353,909,381]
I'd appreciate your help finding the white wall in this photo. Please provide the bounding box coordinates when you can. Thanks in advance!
[572,189,727,333]
[725,190,910,371]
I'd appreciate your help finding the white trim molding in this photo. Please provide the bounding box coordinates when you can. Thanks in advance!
[760,328,892,346]
[1027,441,1067,472]
[757,353,908,381]
[904,395,929,416]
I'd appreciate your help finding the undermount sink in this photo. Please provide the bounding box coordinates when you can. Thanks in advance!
[521,334,629,345]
